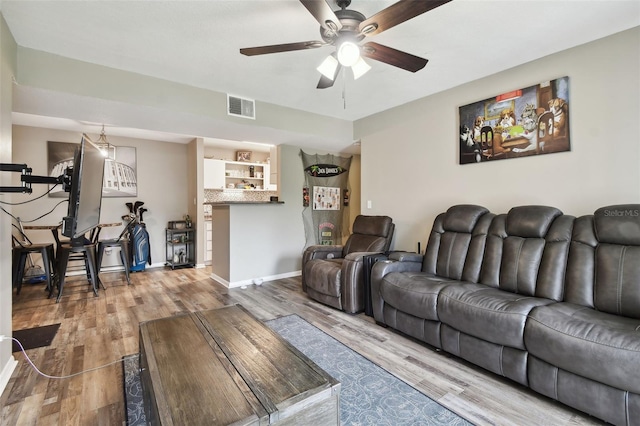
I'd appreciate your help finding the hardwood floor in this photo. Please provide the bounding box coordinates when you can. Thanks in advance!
[2,267,603,426]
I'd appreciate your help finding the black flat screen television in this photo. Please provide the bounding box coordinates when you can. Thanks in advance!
[61,134,106,241]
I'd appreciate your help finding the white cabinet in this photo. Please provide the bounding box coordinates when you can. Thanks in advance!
[269,146,278,187]
[263,164,276,191]
[204,159,225,189]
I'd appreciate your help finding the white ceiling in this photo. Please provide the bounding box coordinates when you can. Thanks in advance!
[2,0,639,151]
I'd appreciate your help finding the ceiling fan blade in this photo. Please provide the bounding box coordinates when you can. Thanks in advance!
[359,0,452,37]
[300,0,342,33]
[317,64,342,89]
[361,42,428,72]
[240,40,325,56]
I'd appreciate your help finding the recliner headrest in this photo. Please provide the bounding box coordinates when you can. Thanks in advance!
[594,205,640,246]
[352,215,393,237]
[442,204,490,233]
[506,205,563,238]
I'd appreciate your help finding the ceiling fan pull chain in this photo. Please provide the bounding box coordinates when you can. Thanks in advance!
[342,67,347,109]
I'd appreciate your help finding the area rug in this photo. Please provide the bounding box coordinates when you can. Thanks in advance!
[123,315,469,425]
[123,355,146,426]
[266,315,469,426]
[11,323,61,353]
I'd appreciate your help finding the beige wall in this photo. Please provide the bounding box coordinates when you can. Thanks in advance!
[11,126,190,269]
[355,27,640,252]
[14,47,354,150]
[0,13,18,395]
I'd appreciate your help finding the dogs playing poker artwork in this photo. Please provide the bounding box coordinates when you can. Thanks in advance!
[458,76,570,164]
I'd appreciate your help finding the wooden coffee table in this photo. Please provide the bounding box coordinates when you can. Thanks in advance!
[139,304,340,425]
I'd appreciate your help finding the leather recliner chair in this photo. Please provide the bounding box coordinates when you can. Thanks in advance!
[302,215,394,314]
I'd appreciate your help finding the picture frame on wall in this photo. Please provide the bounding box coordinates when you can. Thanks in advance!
[458,76,570,165]
[47,140,138,197]
[236,151,252,162]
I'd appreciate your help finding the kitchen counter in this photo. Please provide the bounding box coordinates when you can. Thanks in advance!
[205,201,284,205]
[208,202,289,287]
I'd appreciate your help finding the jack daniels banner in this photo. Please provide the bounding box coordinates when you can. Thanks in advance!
[300,151,352,247]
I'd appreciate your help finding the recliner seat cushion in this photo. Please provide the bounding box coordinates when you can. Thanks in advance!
[438,283,554,349]
[525,302,640,393]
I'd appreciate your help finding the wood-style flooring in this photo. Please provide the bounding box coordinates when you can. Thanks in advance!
[2,267,604,425]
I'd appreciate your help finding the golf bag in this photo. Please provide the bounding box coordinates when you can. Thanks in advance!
[130,223,151,272]
[126,200,151,272]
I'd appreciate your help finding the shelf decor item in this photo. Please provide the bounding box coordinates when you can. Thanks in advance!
[168,220,187,229]
[236,151,252,162]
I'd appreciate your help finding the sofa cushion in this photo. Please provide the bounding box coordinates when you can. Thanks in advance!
[506,205,562,238]
[442,204,490,233]
[424,205,493,283]
[380,272,459,321]
[438,283,554,350]
[525,303,640,394]
[481,208,573,302]
[380,272,457,321]
[594,205,640,246]
[352,215,393,238]
[595,244,640,319]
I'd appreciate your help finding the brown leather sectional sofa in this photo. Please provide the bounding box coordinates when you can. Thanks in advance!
[370,204,640,425]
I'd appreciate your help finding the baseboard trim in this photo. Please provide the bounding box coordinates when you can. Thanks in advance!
[0,354,18,396]
[210,270,301,289]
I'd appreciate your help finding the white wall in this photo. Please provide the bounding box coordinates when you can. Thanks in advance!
[11,126,190,269]
[0,13,18,396]
[355,27,640,252]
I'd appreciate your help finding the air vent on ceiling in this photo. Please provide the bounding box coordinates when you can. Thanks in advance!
[227,94,255,119]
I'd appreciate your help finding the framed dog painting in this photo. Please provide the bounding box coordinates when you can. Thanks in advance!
[458,76,570,164]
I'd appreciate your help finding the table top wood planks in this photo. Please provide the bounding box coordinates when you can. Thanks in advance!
[139,304,340,425]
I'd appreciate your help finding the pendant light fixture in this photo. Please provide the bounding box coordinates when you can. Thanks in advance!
[96,125,116,160]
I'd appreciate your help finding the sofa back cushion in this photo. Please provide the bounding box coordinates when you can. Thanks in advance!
[593,205,640,318]
[481,206,574,301]
[423,205,493,282]
[343,215,394,256]
[564,215,598,307]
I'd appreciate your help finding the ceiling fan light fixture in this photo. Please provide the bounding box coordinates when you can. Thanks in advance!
[325,20,339,33]
[361,23,378,34]
[96,124,116,160]
[337,41,360,67]
[317,55,339,80]
[351,56,371,80]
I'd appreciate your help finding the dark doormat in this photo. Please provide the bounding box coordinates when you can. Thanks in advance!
[12,323,61,353]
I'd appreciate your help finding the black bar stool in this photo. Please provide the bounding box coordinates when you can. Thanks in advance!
[96,236,131,285]
[54,240,99,302]
[12,242,56,295]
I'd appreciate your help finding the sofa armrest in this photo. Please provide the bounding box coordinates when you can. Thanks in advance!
[344,251,384,262]
[370,258,424,323]
[301,245,344,291]
[388,251,423,262]
[303,245,344,261]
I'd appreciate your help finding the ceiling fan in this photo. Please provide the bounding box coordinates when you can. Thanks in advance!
[240,0,452,89]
